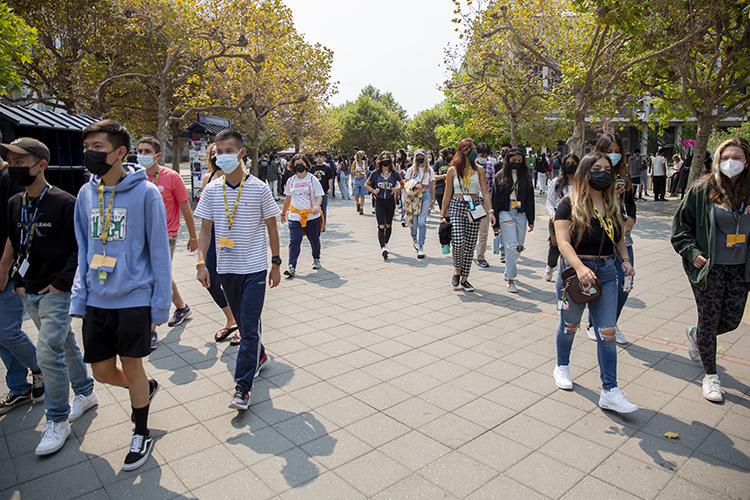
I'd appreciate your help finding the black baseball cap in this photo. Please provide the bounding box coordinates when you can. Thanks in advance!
[0,137,51,162]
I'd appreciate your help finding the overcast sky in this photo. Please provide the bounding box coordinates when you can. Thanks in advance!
[283,0,463,117]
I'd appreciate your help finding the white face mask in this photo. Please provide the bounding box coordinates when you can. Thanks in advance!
[216,153,240,174]
[720,159,746,179]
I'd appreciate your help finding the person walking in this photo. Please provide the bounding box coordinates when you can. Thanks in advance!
[267,154,280,201]
[492,148,535,293]
[440,138,495,292]
[652,148,668,201]
[337,154,351,200]
[671,137,750,403]
[474,142,497,268]
[366,151,403,259]
[628,148,645,200]
[433,147,455,212]
[545,154,579,282]
[311,152,333,229]
[535,152,550,194]
[280,153,324,276]
[403,149,434,259]
[669,154,683,196]
[351,150,368,215]
[552,151,638,413]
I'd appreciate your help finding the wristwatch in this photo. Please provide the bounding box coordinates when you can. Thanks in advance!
[271,255,282,266]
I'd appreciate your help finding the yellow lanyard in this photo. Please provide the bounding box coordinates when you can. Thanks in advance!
[223,174,246,231]
[150,166,161,185]
[461,169,472,191]
[592,202,614,241]
[98,172,127,250]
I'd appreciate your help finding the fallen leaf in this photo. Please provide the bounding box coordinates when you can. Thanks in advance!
[664,432,679,439]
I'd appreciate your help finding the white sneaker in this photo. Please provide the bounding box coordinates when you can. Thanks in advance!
[702,375,724,402]
[312,259,321,269]
[598,387,638,413]
[544,265,555,282]
[553,365,573,390]
[586,324,597,341]
[614,326,628,345]
[507,281,518,293]
[35,420,71,456]
[69,391,98,422]
[686,326,701,363]
[417,245,425,259]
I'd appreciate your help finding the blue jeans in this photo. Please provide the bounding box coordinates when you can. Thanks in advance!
[339,173,350,199]
[320,194,328,226]
[220,271,267,393]
[587,244,634,326]
[556,255,619,390]
[352,177,367,197]
[410,192,431,246]
[23,292,94,422]
[0,286,39,395]
[289,217,322,268]
[498,208,528,280]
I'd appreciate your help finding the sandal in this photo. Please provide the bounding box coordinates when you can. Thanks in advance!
[229,332,242,346]
[214,325,238,342]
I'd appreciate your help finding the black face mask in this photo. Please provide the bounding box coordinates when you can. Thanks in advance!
[509,162,522,170]
[588,170,612,191]
[445,156,453,164]
[84,150,115,177]
[8,164,39,186]
[380,159,392,167]
[416,157,425,164]
[563,163,577,174]
[295,164,306,173]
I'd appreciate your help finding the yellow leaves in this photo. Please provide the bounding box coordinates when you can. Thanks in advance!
[664,432,679,439]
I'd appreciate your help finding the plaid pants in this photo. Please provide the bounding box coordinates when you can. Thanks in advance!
[448,196,481,278]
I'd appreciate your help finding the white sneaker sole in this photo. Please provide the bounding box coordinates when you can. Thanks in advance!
[35,427,71,456]
[122,439,154,471]
[598,401,638,413]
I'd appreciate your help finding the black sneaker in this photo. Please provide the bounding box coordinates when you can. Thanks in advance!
[168,305,192,327]
[31,371,45,402]
[150,330,158,351]
[0,391,31,415]
[500,254,506,263]
[451,274,461,288]
[461,280,475,292]
[228,389,250,410]
[356,204,360,213]
[131,379,160,422]
[122,432,154,471]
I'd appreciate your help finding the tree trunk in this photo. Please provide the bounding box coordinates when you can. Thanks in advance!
[567,110,586,158]
[169,122,182,173]
[156,86,168,147]
[293,137,300,153]
[509,114,518,148]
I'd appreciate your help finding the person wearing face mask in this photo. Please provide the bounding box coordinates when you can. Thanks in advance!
[672,137,750,403]
[195,128,281,412]
[280,153,324,275]
[311,152,333,228]
[474,142,497,268]
[404,149,435,259]
[492,148,535,293]
[440,138,496,292]
[366,151,403,259]
[545,154,579,282]
[137,137,198,349]
[3,137,96,455]
[552,152,637,413]
[0,135,45,418]
[71,120,172,470]
[652,148,668,201]
[351,150,369,215]
[433,147,455,212]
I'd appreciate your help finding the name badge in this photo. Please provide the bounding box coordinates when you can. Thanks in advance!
[511,201,521,208]
[727,234,746,247]
[17,259,29,278]
[90,254,117,272]
[218,237,235,252]
[462,195,472,203]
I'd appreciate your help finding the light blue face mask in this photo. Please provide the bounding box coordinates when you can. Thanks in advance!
[215,153,240,173]
[137,154,155,168]
[607,153,622,166]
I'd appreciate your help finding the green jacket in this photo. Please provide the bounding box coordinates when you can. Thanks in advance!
[671,179,750,290]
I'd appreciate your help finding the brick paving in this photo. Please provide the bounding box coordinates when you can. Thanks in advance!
[1,189,749,499]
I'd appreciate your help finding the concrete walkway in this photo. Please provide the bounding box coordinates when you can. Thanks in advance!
[1,190,749,499]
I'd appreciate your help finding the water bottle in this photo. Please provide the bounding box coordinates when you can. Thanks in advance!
[493,233,501,254]
[442,244,450,255]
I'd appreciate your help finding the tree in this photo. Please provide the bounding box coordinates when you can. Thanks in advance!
[360,85,408,122]
[708,122,750,154]
[0,2,36,97]
[406,103,451,152]
[332,91,406,155]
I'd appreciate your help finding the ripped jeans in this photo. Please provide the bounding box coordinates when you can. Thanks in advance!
[556,254,619,390]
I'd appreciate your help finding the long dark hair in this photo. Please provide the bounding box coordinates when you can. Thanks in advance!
[452,138,477,179]
[498,148,532,193]
[594,133,631,191]
[555,153,580,198]
[569,152,622,246]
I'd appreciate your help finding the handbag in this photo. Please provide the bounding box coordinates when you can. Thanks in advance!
[561,231,606,305]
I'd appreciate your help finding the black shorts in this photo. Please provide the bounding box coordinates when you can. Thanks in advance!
[82,306,152,363]
[631,175,641,185]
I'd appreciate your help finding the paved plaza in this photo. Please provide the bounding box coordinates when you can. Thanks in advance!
[1,189,749,499]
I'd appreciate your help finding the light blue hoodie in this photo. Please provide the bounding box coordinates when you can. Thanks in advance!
[70,163,173,323]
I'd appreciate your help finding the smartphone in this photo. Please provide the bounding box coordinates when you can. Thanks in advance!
[616,174,627,188]
[622,275,633,293]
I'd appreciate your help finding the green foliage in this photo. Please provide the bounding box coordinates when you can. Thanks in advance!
[708,122,750,153]
[0,2,36,96]
[406,103,452,153]
[332,90,406,155]
[359,85,408,123]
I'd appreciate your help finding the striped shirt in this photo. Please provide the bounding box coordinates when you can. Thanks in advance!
[194,174,280,274]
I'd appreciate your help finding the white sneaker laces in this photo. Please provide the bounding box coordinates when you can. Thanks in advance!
[129,434,145,453]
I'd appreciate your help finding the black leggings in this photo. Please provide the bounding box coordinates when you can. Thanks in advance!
[547,218,560,268]
[375,197,395,247]
[205,226,228,309]
[691,264,748,374]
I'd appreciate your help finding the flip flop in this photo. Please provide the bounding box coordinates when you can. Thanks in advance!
[229,332,241,346]
[214,325,238,342]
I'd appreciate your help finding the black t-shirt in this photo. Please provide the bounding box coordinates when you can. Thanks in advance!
[1,166,24,251]
[311,164,333,192]
[433,159,450,192]
[554,197,622,256]
[367,171,402,199]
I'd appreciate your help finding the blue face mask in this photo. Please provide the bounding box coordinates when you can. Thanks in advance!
[467,150,478,162]
[137,154,155,168]
[607,153,622,166]
[216,153,240,173]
